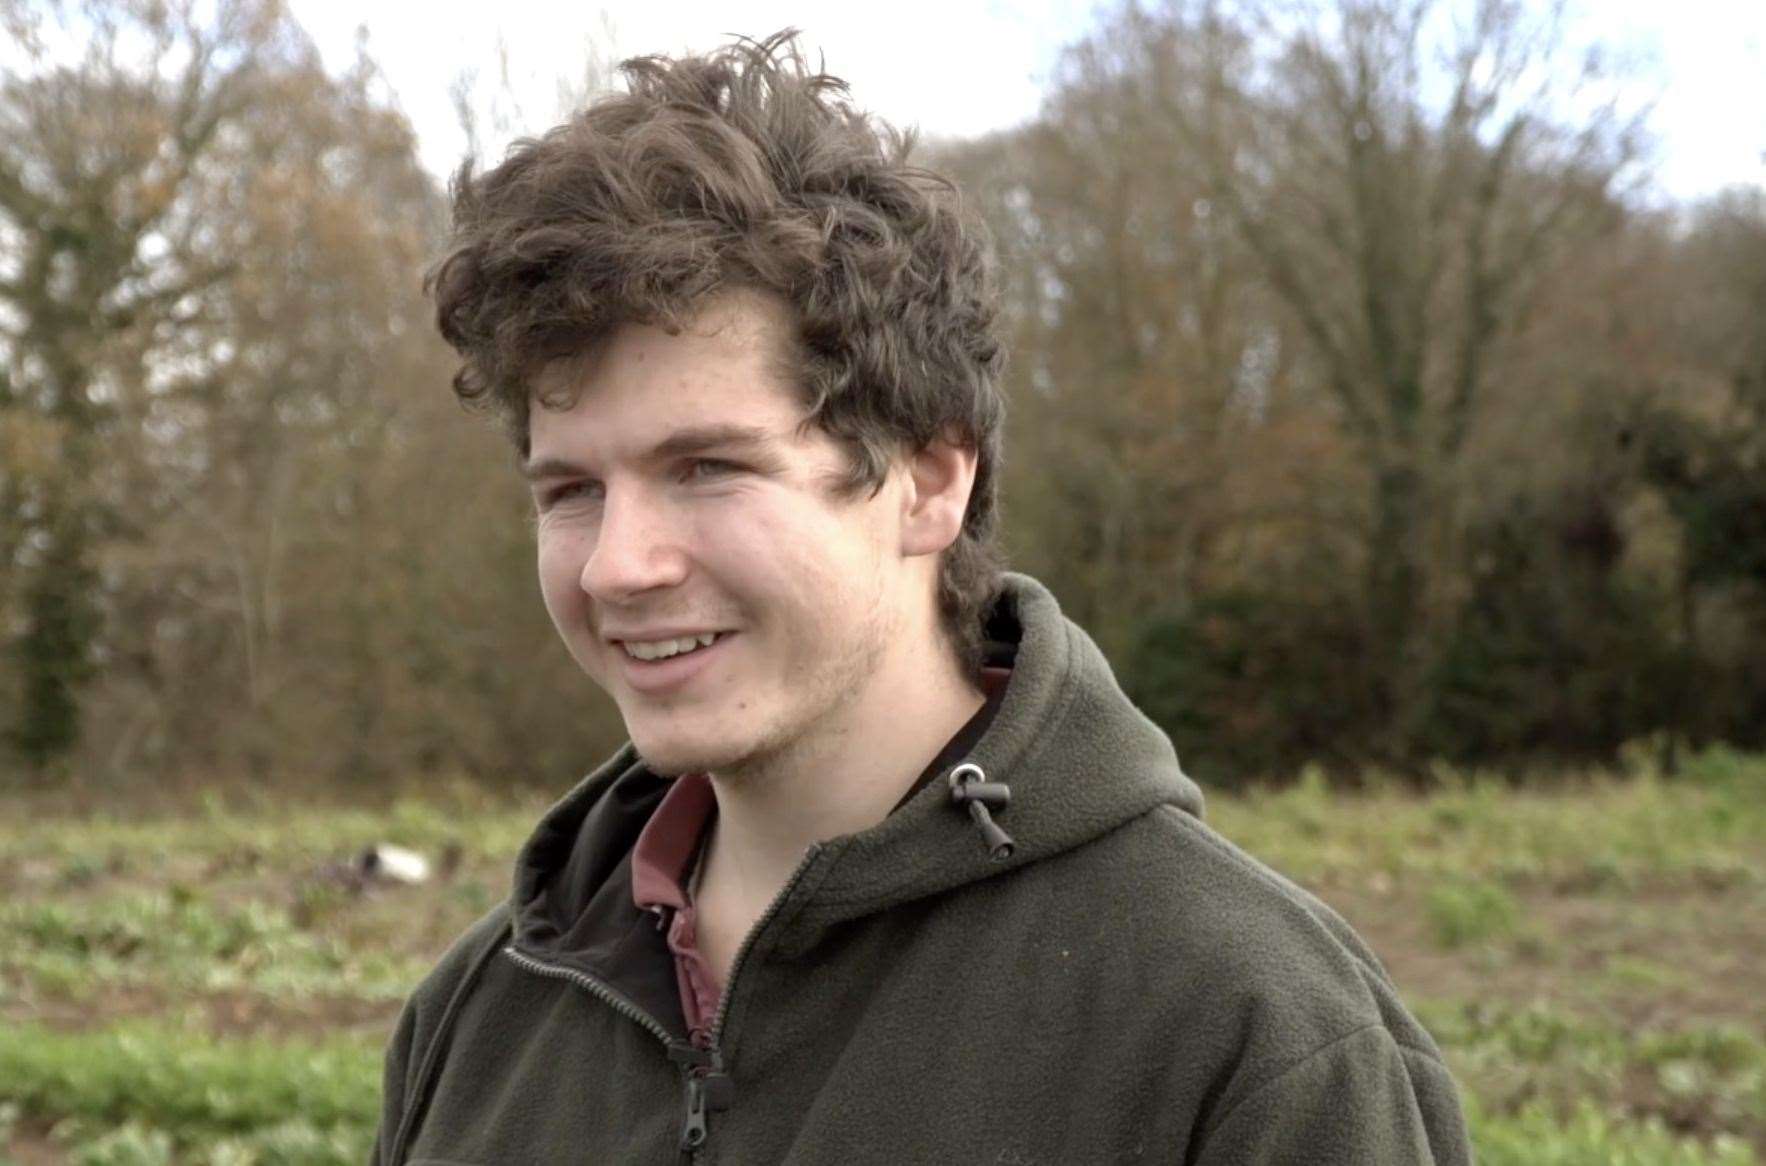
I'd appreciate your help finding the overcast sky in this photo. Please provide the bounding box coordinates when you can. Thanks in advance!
[286,0,1764,204]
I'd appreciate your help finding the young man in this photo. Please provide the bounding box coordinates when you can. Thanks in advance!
[375,32,1471,1165]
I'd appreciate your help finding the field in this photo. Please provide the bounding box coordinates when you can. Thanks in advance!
[1,749,1761,1165]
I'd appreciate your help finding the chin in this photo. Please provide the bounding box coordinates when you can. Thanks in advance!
[629,728,747,779]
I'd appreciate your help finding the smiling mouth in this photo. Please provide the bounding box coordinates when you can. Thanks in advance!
[618,632,725,662]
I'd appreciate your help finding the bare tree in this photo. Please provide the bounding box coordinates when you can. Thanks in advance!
[0,0,311,776]
[1109,0,1648,760]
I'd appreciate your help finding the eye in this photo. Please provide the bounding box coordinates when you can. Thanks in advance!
[683,458,742,482]
[542,480,602,508]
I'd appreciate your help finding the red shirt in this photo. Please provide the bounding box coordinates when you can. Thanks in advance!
[630,771,722,1047]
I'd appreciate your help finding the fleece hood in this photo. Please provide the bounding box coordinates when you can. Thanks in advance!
[508,572,1203,965]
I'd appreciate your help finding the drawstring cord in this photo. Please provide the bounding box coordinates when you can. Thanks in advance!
[947,762,1015,860]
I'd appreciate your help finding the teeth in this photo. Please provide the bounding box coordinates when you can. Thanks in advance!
[623,633,720,661]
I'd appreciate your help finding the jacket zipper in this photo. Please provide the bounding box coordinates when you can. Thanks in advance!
[500,944,676,1045]
[502,944,707,1163]
[708,842,824,1045]
[501,840,828,1164]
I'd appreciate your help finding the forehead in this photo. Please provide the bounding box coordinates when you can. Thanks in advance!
[530,291,804,450]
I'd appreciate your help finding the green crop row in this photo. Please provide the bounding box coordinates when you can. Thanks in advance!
[0,789,543,875]
[0,1023,378,1164]
[7,748,1760,896]
[0,891,425,1006]
[1422,998,1766,1153]
[1467,1098,1757,1166]
[1208,746,1766,891]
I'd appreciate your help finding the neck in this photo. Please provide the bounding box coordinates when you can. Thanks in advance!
[701,630,985,914]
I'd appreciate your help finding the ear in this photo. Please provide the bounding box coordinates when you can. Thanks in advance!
[899,436,979,558]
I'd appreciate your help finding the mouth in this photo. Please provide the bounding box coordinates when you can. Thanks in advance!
[615,631,727,662]
[608,631,734,695]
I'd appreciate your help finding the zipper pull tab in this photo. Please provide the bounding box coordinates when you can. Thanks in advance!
[681,1074,711,1152]
[680,1070,735,1151]
[677,1049,734,1154]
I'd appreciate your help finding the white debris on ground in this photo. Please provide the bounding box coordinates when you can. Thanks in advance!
[357,843,431,885]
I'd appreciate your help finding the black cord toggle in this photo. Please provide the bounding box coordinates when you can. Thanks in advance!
[948,762,1015,861]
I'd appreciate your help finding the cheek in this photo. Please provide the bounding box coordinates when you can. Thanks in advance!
[698,504,843,597]
[536,530,586,615]
[731,510,886,642]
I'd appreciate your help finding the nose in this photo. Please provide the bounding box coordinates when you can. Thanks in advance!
[579,482,690,602]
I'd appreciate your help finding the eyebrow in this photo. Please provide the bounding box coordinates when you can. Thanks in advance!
[521,423,777,481]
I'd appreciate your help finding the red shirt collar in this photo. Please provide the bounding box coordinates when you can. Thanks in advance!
[631,771,716,915]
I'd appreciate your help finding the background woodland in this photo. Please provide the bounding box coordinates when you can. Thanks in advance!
[3,0,1764,794]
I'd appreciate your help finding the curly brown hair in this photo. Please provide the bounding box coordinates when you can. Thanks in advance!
[426,29,1007,674]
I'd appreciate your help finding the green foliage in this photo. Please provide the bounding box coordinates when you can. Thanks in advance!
[57,1118,374,1166]
[1421,1000,1766,1156]
[71,1124,174,1166]
[1207,753,1766,889]
[5,768,1761,1160]
[1425,476,1680,765]
[1469,1099,1756,1166]
[1128,592,1378,789]
[6,515,101,774]
[0,1023,378,1143]
[0,792,537,871]
[1675,743,1766,791]
[0,891,422,1003]
[1602,955,1691,992]
[1424,879,1521,949]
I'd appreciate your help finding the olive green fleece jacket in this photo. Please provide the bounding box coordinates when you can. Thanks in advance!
[373,573,1472,1165]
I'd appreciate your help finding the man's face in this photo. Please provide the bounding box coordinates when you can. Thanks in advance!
[527,291,909,778]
